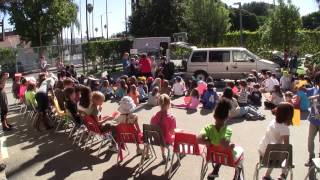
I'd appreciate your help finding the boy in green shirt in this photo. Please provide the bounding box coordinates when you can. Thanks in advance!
[198,98,235,180]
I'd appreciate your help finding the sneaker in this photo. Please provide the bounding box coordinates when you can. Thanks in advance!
[258,115,266,120]
[0,163,6,172]
[277,173,287,180]
[262,176,272,180]
[305,158,313,167]
[207,172,219,180]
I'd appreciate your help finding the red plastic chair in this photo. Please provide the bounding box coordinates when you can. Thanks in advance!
[169,130,206,178]
[201,144,245,180]
[82,116,116,156]
[115,123,143,163]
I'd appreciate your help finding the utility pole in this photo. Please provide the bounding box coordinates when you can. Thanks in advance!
[234,2,243,47]
[92,0,94,38]
[106,0,109,40]
[100,15,103,38]
[85,0,89,41]
[80,0,83,43]
[125,0,128,34]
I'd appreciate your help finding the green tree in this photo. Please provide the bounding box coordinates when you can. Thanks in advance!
[302,11,320,30]
[185,0,230,45]
[129,0,185,37]
[261,0,301,50]
[230,8,259,31]
[242,2,273,17]
[7,0,77,47]
[242,2,273,26]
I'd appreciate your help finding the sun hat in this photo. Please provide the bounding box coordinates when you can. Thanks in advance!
[118,96,136,114]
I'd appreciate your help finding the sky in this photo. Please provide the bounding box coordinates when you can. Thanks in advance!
[2,0,319,39]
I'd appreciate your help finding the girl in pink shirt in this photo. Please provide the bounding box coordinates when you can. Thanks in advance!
[150,94,176,161]
[19,78,28,103]
[172,88,200,110]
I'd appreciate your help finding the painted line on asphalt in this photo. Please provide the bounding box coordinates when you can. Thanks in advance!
[0,136,8,159]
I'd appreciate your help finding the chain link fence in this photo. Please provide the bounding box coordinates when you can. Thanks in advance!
[15,44,84,73]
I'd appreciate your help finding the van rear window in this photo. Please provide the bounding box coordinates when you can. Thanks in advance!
[191,51,207,62]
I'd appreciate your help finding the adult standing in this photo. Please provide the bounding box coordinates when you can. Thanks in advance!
[289,52,298,74]
[34,74,55,131]
[39,56,48,72]
[161,56,175,81]
[56,57,64,72]
[0,72,12,131]
[139,53,152,77]
[306,72,320,166]
[122,52,130,74]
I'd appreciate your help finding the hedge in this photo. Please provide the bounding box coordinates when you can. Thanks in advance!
[220,30,320,56]
[82,40,133,62]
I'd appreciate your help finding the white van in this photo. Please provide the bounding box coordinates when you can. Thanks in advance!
[187,47,280,80]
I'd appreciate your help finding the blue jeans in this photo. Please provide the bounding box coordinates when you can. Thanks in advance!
[239,106,261,117]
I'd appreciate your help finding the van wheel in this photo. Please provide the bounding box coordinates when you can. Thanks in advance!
[194,71,207,81]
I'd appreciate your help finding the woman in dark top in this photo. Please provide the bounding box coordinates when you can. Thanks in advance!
[0,73,12,131]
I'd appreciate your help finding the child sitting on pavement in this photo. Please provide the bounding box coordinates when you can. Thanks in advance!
[198,98,244,180]
[238,80,250,107]
[129,84,140,105]
[160,80,172,96]
[172,88,200,110]
[150,94,176,162]
[172,76,186,97]
[147,86,160,107]
[137,81,148,103]
[258,102,294,180]
[201,83,218,110]
[249,83,262,107]
[100,80,114,101]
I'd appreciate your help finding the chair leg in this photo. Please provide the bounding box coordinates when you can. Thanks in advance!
[200,162,208,180]
[290,168,293,180]
[168,152,176,178]
[241,164,245,180]
[304,166,315,180]
[68,126,76,138]
[55,118,63,132]
[83,132,92,150]
[254,163,260,180]
[97,138,105,156]
[139,144,148,171]
[164,147,170,175]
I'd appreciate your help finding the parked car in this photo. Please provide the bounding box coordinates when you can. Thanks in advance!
[186,47,280,80]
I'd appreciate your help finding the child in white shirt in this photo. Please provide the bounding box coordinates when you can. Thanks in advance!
[258,102,294,180]
[172,76,185,96]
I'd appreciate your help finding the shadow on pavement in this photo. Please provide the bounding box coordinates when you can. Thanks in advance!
[5,114,104,179]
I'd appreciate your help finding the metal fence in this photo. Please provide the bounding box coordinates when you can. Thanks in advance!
[15,44,84,73]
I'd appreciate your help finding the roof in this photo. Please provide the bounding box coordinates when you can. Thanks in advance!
[193,47,247,51]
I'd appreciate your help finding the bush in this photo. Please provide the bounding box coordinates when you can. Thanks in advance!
[82,40,133,73]
[219,30,320,58]
[82,40,133,62]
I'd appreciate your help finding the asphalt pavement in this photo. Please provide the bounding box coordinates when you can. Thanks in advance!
[0,78,318,180]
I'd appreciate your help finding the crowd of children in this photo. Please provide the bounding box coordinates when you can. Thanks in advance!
[8,57,320,180]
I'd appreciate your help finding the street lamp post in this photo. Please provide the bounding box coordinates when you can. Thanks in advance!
[125,0,128,34]
[106,0,109,40]
[234,2,243,47]
[100,15,103,38]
